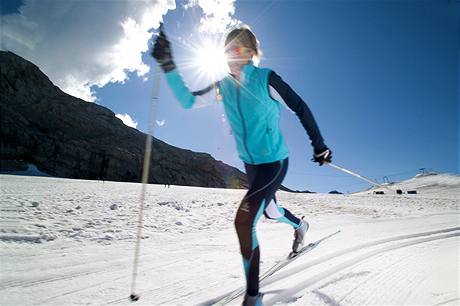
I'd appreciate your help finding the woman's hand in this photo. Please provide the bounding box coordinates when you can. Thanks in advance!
[313,147,332,166]
[151,27,176,72]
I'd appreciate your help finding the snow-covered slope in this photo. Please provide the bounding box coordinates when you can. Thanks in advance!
[1,164,52,177]
[357,172,460,199]
[1,174,459,305]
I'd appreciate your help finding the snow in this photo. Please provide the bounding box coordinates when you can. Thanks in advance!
[358,172,460,200]
[1,164,51,177]
[0,173,459,305]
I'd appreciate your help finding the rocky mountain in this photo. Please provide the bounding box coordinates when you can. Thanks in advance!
[0,51,248,188]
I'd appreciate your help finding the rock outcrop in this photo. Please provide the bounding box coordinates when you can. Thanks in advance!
[0,51,248,188]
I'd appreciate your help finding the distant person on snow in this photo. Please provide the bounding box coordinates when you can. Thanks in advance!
[152,25,332,305]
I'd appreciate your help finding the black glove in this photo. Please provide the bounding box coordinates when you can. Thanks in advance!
[312,147,332,166]
[151,26,176,72]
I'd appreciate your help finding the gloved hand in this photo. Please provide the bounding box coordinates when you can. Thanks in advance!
[151,26,176,72]
[312,147,332,166]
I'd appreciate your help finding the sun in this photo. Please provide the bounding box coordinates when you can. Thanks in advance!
[193,39,228,80]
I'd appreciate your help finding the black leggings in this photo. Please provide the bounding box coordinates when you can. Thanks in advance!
[234,158,301,296]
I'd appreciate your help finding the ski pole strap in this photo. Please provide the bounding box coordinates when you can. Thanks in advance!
[327,162,391,190]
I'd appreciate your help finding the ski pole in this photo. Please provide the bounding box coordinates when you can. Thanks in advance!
[327,162,392,191]
[129,63,162,302]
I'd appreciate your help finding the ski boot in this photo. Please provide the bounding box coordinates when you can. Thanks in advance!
[292,218,309,253]
[242,293,264,306]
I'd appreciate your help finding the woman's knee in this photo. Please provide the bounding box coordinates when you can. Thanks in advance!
[264,199,284,219]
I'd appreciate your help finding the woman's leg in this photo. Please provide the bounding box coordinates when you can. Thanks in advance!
[263,197,301,228]
[256,159,301,229]
[236,159,288,296]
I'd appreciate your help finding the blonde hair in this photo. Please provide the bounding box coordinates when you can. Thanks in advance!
[224,25,262,65]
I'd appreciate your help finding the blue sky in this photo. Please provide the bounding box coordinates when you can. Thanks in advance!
[2,1,459,193]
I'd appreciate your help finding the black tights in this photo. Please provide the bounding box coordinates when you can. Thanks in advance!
[234,158,300,296]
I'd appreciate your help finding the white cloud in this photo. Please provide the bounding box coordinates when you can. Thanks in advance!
[116,113,138,128]
[184,0,239,34]
[1,0,176,102]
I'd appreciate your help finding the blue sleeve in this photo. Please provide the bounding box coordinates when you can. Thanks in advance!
[268,70,327,152]
[164,69,196,109]
[164,69,219,109]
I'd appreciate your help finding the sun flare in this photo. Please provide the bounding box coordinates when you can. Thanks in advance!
[193,40,228,80]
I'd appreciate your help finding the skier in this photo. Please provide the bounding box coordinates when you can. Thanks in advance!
[152,25,332,306]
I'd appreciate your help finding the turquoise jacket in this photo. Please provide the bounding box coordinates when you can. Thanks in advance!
[164,61,325,165]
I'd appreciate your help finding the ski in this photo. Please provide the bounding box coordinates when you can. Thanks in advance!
[210,230,341,306]
[259,230,341,282]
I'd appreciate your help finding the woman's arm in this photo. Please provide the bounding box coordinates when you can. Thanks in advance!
[152,28,218,109]
[164,70,218,109]
[268,70,327,153]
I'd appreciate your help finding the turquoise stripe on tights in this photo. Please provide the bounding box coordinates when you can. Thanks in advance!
[275,207,301,228]
[242,199,266,277]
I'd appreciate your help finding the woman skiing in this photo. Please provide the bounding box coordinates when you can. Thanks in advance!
[152,25,332,306]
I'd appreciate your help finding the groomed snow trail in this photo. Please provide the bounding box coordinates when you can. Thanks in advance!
[1,174,459,305]
[263,228,459,305]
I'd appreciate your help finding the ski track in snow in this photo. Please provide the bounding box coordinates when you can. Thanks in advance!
[0,174,459,306]
[264,231,459,305]
[197,227,459,306]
